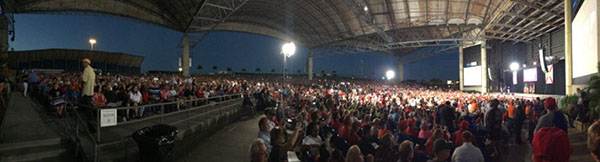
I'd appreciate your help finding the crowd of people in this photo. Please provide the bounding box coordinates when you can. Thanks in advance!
[10,58,600,162]
[16,68,247,122]
[247,77,600,162]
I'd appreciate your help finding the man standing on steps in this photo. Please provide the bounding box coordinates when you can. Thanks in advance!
[80,58,96,132]
[81,58,95,106]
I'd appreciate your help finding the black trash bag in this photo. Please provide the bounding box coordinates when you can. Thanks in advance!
[132,124,179,162]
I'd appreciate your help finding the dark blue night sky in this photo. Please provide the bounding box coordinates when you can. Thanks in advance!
[12,14,458,81]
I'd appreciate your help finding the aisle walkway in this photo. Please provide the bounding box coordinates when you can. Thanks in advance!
[178,114,259,162]
[0,92,59,143]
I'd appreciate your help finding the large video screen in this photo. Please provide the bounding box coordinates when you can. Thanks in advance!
[573,0,599,79]
[464,66,481,86]
[523,68,537,82]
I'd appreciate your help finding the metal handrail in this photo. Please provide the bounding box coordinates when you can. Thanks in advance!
[93,93,242,111]
[67,93,245,162]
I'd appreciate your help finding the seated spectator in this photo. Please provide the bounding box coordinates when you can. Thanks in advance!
[346,145,364,162]
[250,138,269,162]
[302,122,323,150]
[357,125,376,156]
[49,82,65,116]
[588,120,600,162]
[374,133,398,162]
[330,149,345,162]
[257,117,272,153]
[269,126,301,162]
[452,131,484,162]
[128,85,142,119]
[92,86,107,108]
[428,139,453,162]
[531,127,572,162]
[398,140,414,162]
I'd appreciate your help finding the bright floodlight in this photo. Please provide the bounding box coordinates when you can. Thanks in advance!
[385,70,395,80]
[510,62,519,71]
[281,42,296,57]
[89,38,96,45]
[363,6,369,11]
[178,67,182,72]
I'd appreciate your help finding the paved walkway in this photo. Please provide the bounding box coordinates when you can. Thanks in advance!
[178,114,259,162]
[0,92,60,143]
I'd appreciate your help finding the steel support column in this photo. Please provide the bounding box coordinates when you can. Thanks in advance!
[481,40,487,93]
[397,58,404,81]
[565,0,573,95]
[182,34,190,76]
[308,52,313,80]
[459,45,464,91]
[0,14,8,67]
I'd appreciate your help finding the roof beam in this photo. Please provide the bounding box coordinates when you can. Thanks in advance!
[385,0,397,29]
[341,0,393,42]
[503,0,558,41]
[306,0,345,39]
[324,0,354,37]
[484,35,528,43]
[465,0,472,22]
[404,0,411,26]
[511,0,562,18]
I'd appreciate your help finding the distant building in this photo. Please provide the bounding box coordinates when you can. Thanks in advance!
[8,49,144,73]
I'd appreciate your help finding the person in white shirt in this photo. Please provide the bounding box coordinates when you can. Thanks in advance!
[128,86,142,119]
[452,131,484,162]
[302,122,322,147]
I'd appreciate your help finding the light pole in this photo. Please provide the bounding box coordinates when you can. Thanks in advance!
[89,38,97,51]
[280,42,295,110]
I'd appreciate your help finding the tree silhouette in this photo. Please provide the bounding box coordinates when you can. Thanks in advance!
[241,68,247,72]
[332,70,336,74]
[297,69,301,74]
[271,69,276,73]
[226,67,232,72]
[197,65,202,70]
[256,68,261,72]
[212,66,217,70]
[284,69,288,72]
[321,70,325,74]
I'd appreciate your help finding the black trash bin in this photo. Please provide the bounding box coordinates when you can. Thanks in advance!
[132,124,178,162]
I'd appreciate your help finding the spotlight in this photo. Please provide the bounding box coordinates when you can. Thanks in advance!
[510,62,519,71]
[385,70,395,80]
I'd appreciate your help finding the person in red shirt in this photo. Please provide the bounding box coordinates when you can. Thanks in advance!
[453,120,476,146]
[339,116,352,140]
[425,129,444,155]
[330,112,341,132]
[377,120,393,139]
[345,122,360,145]
[405,117,418,136]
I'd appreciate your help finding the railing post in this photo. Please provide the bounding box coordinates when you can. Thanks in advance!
[96,108,100,162]
[187,107,191,129]
[161,105,164,124]
[75,116,79,157]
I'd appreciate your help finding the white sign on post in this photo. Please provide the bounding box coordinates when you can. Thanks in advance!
[100,109,117,127]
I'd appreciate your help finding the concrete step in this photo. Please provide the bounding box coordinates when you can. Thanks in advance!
[0,138,69,162]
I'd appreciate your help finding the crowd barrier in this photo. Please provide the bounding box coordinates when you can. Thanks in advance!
[65,93,244,162]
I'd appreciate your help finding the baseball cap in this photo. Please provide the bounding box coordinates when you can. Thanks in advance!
[544,97,557,110]
[81,58,91,64]
[433,139,453,153]
[532,127,572,162]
